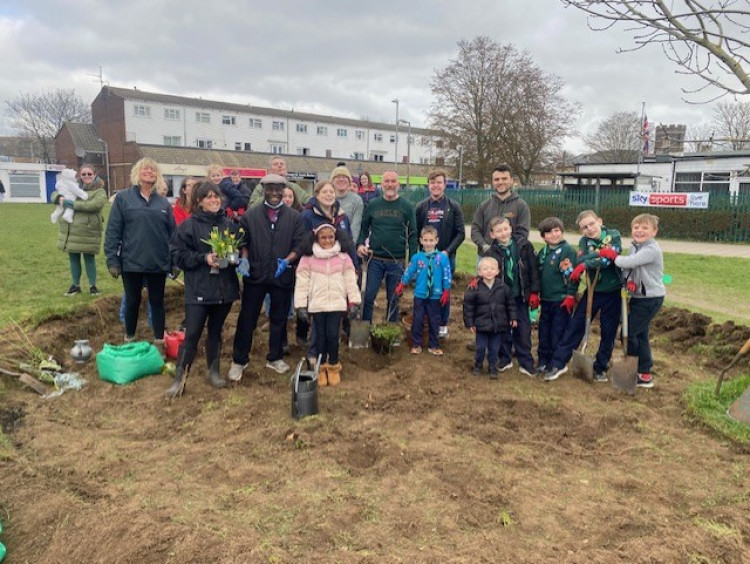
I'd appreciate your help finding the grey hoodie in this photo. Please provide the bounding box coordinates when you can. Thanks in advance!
[614,238,666,298]
[336,191,364,242]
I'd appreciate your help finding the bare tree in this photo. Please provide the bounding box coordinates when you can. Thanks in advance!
[5,89,91,163]
[561,1,750,99]
[428,37,577,185]
[584,111,642,162]
[712,99,750,149]
[684,122,716,152]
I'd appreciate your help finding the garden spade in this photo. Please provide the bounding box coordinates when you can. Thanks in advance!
[611,287,638,394]
[348,255,370,349]
[715,336,750,397]
[571,269,599,382]
[728,384,750,425]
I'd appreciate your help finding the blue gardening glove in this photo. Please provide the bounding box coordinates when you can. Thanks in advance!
[63,199,75,209]
[274,258,288,278]
[236,257,250,277]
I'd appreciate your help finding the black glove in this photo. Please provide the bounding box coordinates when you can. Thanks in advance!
[109,265,121,279]
[296,307,308,324]
[169,266,181,279]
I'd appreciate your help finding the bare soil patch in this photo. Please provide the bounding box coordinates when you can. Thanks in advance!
[1,285,749,563]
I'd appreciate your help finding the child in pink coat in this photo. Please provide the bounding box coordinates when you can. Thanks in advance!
[294,224,361,386]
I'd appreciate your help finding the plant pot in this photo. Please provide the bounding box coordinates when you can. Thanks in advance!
[70,339,93,364]
[218,257,230,269]
[227,251,239,265]
[370,335,394,355]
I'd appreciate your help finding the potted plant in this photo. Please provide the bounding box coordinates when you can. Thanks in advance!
[370,322,402,355]
[201,226,245,274]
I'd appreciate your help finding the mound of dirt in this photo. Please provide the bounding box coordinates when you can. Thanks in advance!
[1,288,749,562]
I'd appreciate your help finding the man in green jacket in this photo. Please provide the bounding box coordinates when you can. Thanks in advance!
[249,156,310,208]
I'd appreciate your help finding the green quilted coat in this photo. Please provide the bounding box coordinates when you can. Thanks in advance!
[51,177,107,254]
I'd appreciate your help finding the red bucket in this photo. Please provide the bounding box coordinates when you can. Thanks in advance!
[164,331,185,359]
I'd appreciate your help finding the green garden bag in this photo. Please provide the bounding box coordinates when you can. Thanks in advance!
[96,341,164,385]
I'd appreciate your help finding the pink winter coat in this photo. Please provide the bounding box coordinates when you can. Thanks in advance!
[294,242,361,313]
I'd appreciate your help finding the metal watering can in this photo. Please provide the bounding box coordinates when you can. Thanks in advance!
[291,356,320,419]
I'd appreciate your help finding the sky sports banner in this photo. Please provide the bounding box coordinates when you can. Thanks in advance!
[629,191,710,209]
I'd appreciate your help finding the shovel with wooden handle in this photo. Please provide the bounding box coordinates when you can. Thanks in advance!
[611,287,639,394]
[348,254,371,349]
[715,336,750,397]
[571,269,599,382]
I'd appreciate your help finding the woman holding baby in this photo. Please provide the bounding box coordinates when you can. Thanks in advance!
[51,163,107,297]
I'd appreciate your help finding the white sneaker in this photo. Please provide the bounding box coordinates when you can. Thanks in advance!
[266,359,290,374]
[438,326,448,339]
[518,366,534,377]
[499,361,514,372]
[227,362,246,382]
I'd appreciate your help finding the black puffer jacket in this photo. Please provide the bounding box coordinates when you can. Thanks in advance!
[463,280,517,334]
[238,203,305,289]
[169,209,240,305]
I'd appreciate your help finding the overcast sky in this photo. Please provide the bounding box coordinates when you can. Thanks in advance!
[0,0,732,154]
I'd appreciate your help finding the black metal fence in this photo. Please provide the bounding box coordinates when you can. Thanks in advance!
[400,187,750,243]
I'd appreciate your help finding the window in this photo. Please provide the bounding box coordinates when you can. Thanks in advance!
[196,112,210,123]
[435,140,444,149]
[390,135,396,143]
[164,108,180,120]
[249,118,262,128]
[222,115,237,125]
[674,172,701,192]
[373,133,383,142]
[373,154,384,162]
[337,128,347,138]
[196,139,213,149]
[355,130,365,141]
[272,121,285,131]
[419,157,430,164]
[353,152,364,160]
[325,149,332,158]
[296,123,308,133]
[133,105,150,117]
[163,136,181,146]
[235,142,242,151]
[270,144,284,154]
[297,147,310,156]
[703,171,730,193]
[244,142,251,151]
[317,126,328,136]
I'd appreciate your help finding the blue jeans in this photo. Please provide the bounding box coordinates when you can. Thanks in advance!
[475,331,502,368]
[363,258,404,323]
[627,296,663,373]
[440,254,456,326]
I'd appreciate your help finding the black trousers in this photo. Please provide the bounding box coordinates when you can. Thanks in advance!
[180,303,233,369]
[233,282,292,365]
[122,271,166,339]
[313,311,343,364]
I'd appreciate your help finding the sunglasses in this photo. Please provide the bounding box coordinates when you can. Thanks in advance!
[80,172,94,177]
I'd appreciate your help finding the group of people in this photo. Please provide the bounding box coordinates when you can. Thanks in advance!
[51,157,665,397]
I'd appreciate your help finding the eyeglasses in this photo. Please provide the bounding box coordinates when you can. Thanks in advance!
[80,173,94,177]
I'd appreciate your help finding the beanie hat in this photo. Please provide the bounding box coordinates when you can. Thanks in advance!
[330,166,352,181]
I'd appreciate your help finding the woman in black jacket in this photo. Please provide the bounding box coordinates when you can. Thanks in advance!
[165,182,241,397]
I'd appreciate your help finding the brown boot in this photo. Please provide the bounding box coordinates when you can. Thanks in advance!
[318,363,329,387]
[327,362,342,386]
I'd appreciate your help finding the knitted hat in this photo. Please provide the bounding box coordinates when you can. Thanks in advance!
[330,166,352,181]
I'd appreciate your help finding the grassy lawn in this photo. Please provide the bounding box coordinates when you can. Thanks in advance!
[456,240,750,325]
[1,202,749,327]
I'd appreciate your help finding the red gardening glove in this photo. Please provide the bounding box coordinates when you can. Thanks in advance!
[560,295,576,314]
[569,263,586,284]
[440,290,450,307]
[527,292,540,310]
[467,277,479,290]
[599,247,619,261]
[225,208,235,219]
[237,207,246,216]
[394,282,406,296]
[627,280,637,294]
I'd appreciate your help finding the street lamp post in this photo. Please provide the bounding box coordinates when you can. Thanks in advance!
[458,145,464,190]
[398,119,411,188]
[391,98,399,169]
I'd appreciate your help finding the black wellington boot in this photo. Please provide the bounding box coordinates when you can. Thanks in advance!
[206,355,227,389]
[165,349,189,399]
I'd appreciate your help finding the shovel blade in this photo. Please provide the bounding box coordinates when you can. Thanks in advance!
[571,350,594,382]
[728,385,750,425]
[348,319,371,349]
[611,356,638,394]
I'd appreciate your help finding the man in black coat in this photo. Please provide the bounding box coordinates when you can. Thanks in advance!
[229,174,305,380]
[415,170,465,337]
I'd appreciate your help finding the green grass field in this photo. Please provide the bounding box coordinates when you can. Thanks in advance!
[1,202,750,327]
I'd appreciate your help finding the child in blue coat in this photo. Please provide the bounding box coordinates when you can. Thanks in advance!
[395,226,452,356]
